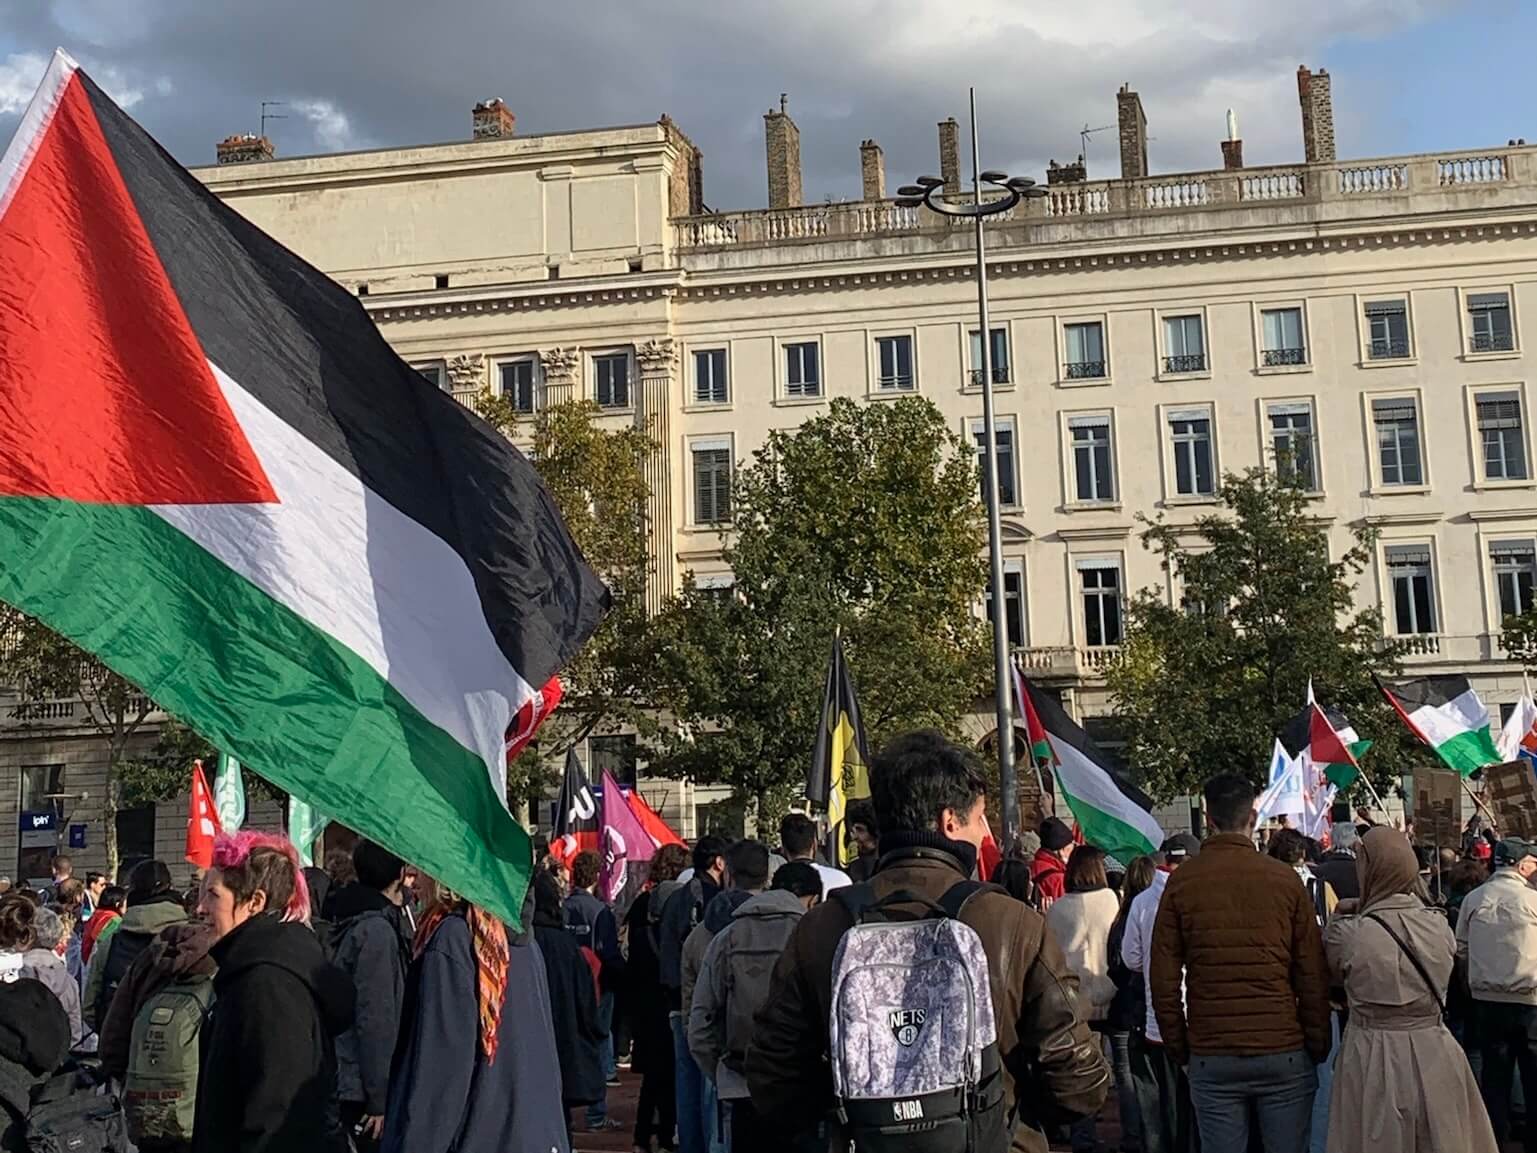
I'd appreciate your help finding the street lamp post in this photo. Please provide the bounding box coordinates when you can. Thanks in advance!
[897,89,1045,852]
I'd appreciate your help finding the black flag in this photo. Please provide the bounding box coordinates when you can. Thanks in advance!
[552,746,599,863]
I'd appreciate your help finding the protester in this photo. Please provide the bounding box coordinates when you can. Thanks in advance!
[0,894,35,985]
[627,840,690,1153]
[1457,835,1537,1150]
[42,855,72,903]
[690,861,821,1153]
[661,835,728,1153]
[1323,826,1495,1152]
[1315,823,1361,902]
[843,800,879,883]
[81,872,107,921]
[1150,774,1331,1153]
[192,831,354,1153]
[330,840,412,1153]
[85,859,187,1031]
[380,873,569,1153]
[778,813,850,897]
[321,848,357,917]
[532,870,607,1133]
[81,885,124,966]
[1031,818,1075,910]
[21,906,82,1046]
[1122,833,1200,1153]
[52,878,86,988]
[0,977,71,1146]
[564,849,625,1132]
[991,857,1035,907]
[1108,855,1155,1153]
[1269,828,1335,924]
[749,729,1108,1152]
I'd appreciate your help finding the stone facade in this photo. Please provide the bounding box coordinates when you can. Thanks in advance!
[1299,66,1337,164]
[938,118,961,196]
[1117,85,1148,180]
[472,98,516,141]
[860,140,885,202]
[215,134,273,165]
[764,104,802,210]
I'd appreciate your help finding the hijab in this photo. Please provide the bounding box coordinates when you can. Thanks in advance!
[1354,826,1424,912]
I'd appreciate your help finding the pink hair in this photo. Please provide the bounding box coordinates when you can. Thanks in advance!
[211,830,311,924]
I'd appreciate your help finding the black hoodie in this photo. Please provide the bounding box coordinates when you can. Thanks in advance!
[192,914,355,1153]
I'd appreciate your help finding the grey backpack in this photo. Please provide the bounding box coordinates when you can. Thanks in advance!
[721,903,802,1072]
[828,882,1009,1153]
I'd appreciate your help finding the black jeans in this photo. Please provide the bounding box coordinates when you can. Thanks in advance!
[1130,1034,1198,1153]
[1479,1000,1537,1153]
[636,1058,678,1151]
[729,1097,822,1153]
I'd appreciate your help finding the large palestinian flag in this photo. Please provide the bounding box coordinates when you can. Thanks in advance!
[1377,675,1501,777]
[0,53,608,926]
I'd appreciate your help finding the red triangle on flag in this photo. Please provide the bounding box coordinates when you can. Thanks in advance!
[1309,704,1359,768]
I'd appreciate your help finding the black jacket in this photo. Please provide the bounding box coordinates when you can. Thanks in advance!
[1314,852,1360,902]
[329,885,410,1114]
[624,889,673,1076]
[0,979,70,1152]
[1106,913,1144,1032]
[659,875,719,1009]
[533,906,607,1107]
[193,915,355,1153]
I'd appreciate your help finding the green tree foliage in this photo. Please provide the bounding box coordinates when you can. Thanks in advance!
[1106,466,1415,801]
[118,719,285,809]
[647,397,993,821]
[1501,607,1537,674]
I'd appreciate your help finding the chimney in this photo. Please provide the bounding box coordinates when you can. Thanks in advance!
[1117,84,1148,179]
[1297,66,1335,163]
[1220,108,1244,170]
[860,139,885,200]
[938,118,961,196]
[764,95,802,209]
[215,133,274,165]
[1047,156,1088,185]
[472,98,516,141]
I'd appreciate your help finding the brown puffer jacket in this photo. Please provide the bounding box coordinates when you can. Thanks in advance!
[747,841,1109,1153]
[1149,833,1331,1066]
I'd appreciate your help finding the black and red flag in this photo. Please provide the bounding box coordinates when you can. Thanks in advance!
[550,747,600,866]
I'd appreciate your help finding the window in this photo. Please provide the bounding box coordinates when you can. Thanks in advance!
[1478,391,1529,481]
[1078,562,1123,647]
[1069,414,1115,502]
[692,442,732,525]
[1168,410,1214,496]
[694,574,735,603]
[1064,322,1107,379]
[19,765,63,813]
[434,274,450,290]
[971,419,1017,507]
[876,335,915,391]
[1372,398,1423,486]
[1261,307,1307,366]
[969,328,1010,385]
[1387,544,1437,635]
[784,342,821,398]
[415,363,445,391]
[498,359,537,415]
[1267,402,1319,490]
[593,352,631,408]
[693,349,728,405]
[1163,315,1207,373]
[589,735,637,789]
[985,566,1026,648]
[1364,300,1411,360]
[1469,291,1515,353]
[1492,541,1537,620]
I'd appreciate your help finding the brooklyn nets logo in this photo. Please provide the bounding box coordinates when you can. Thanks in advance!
[888,1008,926,1047]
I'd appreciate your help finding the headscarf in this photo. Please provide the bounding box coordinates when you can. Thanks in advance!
[414,897,509,1064]
[1355,826,1423,912]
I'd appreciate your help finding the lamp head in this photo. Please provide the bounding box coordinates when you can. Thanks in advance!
[895,185,927,198]
[894,196,925,208]
[980,169,1009,184]
[914,175,944,188]
[1005,176,1037,191]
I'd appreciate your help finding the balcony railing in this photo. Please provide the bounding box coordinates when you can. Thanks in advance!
[1368,338,1411,360]
[876,375,915,391]
[1262,347,1308,367]
[968,367,1012,387]
[1015,645,1123,679]
[1471,331,1516,353]
[1163,353,1207,374]
[1065,360,1107,380]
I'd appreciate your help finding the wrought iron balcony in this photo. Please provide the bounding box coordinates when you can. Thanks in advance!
[968,366,1012,386]
[1471,331,1516,353]
[1162,353,1207,373]
[1065,359,1107,380]
[877,375,915,391]
[1368,338,1411,359]
[1262,347,1308,367]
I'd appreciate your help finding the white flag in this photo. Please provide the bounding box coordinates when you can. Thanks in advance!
[1498,694,1537,763]
[1255,741,1305,825]
[212,751,246,833]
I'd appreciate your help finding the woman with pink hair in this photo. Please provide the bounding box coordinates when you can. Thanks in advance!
[192,831,355,1153]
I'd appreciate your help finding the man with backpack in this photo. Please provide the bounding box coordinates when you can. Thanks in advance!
[749,729,1108,1153]
[688,861,821,1153]
[83,860,186,1033]
[330,840,412,1153]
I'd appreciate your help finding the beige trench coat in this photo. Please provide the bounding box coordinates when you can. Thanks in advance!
[1324,894,1496,1153]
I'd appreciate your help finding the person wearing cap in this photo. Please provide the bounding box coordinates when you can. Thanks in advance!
[1456,835,1537,1149]
[1120,830,1201,1153]
[1314,822,1362,903]
[1031,817,1075,911]
[1150,774,1330,1153]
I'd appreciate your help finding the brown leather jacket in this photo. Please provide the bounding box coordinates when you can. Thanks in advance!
[1148,833,1331,1066]
[746,843,1109,1153]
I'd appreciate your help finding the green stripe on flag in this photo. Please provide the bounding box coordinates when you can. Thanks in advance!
[1438,726,1503,777]
[1060,790,1159,867]
[0,496,532,927]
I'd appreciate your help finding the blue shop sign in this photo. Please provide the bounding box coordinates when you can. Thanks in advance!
[19,810,55,832]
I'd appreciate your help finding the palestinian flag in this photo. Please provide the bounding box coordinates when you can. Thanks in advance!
[0,53,607,927]
[1018,676,1164,864]
[807,633,871,867]
[1281,701,1372,789]
[1012,661,1051,766]
[1377,675,1501,777]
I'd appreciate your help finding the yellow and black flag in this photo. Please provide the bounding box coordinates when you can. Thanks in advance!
[807,633,872,866]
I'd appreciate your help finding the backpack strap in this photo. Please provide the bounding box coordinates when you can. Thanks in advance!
[1365,912,1446,1015]
[829,883,879,925]
[938,880,1005,920]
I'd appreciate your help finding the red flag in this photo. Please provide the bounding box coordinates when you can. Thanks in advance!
[1309,704,1359,770]
[978,810,1003,882]
[185,759,222,870]
[625,788,685,849]
[505,676,563,762]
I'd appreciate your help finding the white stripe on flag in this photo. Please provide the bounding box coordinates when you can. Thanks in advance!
[1047,736,1164,849]
[1408,688,1490,749]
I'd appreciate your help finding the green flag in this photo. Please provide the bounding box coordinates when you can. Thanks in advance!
[287,797,329,867]
[212,751,246,832]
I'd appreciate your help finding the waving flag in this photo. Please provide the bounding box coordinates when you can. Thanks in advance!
[185,760,221,870]
[1281,701,1371,789]
[0,53,607,927]
[212,750,246,833]
[551,747,599,865]
[1498,694,1537,769]
[599,768,655,903]
[1377,675,1501,777]
[807,634,871,866]
[1255,741,1304,825]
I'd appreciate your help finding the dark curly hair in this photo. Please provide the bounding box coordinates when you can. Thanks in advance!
[871,729,987,836]
[0,894,37,951]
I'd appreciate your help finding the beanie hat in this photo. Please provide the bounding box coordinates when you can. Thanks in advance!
[0,978,69,1075]
[1039,818,1074,852]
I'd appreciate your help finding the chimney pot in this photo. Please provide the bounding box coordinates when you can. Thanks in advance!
[215,133,274,165]
[765,103,803,209]
[1297,65,1335,163]
[938,118,961,196]
[1221,138,1244,170]
[860,139,886,200]
[1117,85,1148,179]
[472,98,516,141]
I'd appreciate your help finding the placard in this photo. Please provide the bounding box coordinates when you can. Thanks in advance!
[1413,766,1462,846]
[1484,761,1537,839]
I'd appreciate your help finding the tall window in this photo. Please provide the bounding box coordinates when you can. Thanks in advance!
[19,765,63,813]
[1364,300,1411,360]
[1372,398,1423,486]
[593,352,630,408]
[985,566,1026,648]
[1069,415,1115,502]
[1064,322,1107,379]
[785,342,821,397]
[415,363,445,391]
[694,349,728,404]
[692,442,732,525]
[1163,315,1207,373]
[1079,562,1123,647]
[498,359,537,414]
[876,335,915,391]
[1387,544,1436,635]
[969,328,1010,385]
[1268,402,1318,490]
[1469,291,1515,353]
[1478,391,1528,481]
[589,735,637,788]
[971,419,1017,507]
[1168,410,1214,496]
[1261,307,1307,366]
[1492,541,1537,620]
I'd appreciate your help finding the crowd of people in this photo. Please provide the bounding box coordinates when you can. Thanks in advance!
[0,737,1529,1153]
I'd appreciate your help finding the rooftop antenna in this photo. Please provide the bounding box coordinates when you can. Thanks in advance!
[1080,122,1114,157]
[260,100,288,138]
[779,93,788,115]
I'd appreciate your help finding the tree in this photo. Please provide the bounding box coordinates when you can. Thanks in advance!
[646,397,992,822]
[1106,466,1416,802]
[118,719,285,810]
[1501,607,1537,675]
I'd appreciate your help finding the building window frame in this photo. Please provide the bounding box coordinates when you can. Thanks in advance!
[966,325,1013,390]
[777,337,825,403]
[1460,285,1521,360]
[1063,409,1119,507]
[1467,383,1535,489]
[1381,540,1440,637]
[494,355,540,416]
[981,558,1028,649]
[1362,390,1429,493]
[688,435,734,528]
[1253,301,1312,373]
[413,360,447,392]
[1074,555,1125,649]
[871,331,917,394]
[1262,396,1323,493]
[1488,536,1537,628]
[689,346,731,408]
[1157,309,1210,378]
[591,349,635,411]
[1161,403,1218,502]
[1059,315,1111,385]
[1358,294,1416,365]
[969,416,1020,510]
[692,572,736,603]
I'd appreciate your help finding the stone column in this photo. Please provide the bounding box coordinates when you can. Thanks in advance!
[541,347,580,406]
[636,338,678,614]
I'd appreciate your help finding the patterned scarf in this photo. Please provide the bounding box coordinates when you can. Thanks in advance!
[414,900,510,1064]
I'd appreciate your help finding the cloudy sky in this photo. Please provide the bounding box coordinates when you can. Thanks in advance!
[1,0,1531,211]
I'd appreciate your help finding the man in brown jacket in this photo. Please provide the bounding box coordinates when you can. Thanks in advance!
[1150,773,1330,1153]
[747,730,1109,1153]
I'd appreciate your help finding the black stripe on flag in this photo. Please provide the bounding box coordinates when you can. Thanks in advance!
[1023,679,1155,813]
[79,75,608,685]
[1377,675,1471,712]
[1280,703,1353,758]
